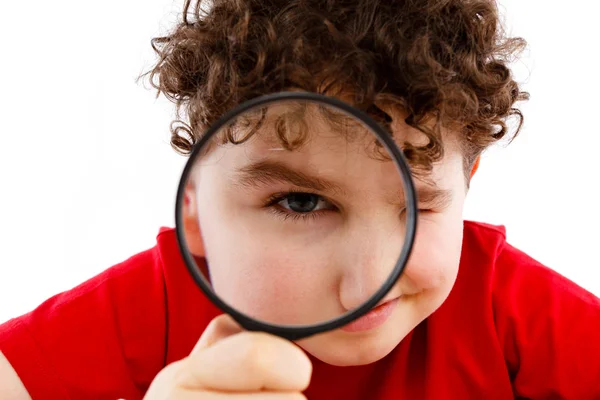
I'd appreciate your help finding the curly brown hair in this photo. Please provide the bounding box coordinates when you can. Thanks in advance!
[141,0,529,179]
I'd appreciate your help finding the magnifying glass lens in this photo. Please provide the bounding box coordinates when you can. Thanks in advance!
[177,94,416,336]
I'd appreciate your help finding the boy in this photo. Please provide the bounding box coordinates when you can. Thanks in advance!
[1,0,599,398]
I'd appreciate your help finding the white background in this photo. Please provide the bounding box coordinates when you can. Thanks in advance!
[1,0,599,324]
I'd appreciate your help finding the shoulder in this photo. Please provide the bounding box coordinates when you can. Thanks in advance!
[460,224,600,397]
[0,229,173,398]
[460,220,598,303]
[0,227,219,398]
[0,230,171,332]
[442,219,600,334]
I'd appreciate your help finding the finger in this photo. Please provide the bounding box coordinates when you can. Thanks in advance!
[193,314,244,353]
[177,331,312,392]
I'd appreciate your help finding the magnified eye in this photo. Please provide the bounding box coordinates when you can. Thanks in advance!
[279,193,329,213]
[265,191,337,222]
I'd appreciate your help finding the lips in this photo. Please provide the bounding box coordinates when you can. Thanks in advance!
[340,297,400,333]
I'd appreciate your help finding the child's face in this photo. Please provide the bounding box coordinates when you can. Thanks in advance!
[184,104,467,366]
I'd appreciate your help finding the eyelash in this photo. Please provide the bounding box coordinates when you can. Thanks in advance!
[263,190,336,222]
[264,191,436,223]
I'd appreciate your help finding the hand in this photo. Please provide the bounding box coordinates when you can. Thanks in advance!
[144,314,312,399]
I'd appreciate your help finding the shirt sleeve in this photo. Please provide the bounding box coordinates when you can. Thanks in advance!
[492,243,600,399]
[0,246,168,400]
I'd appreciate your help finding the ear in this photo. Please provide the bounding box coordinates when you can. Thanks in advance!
[469,155,481,180]
[183,186,205,257]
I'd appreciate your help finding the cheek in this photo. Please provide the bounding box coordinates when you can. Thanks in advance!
[200,209,339,323]
[402,176,467,291]
[402,214,463,291]
[194,169,338,322]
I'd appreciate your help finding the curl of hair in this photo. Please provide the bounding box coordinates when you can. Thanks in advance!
[141,0,529,177]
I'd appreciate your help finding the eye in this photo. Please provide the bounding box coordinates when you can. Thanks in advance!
[399,207,435,218]
[279,193,330,213]
[264,191,337,222]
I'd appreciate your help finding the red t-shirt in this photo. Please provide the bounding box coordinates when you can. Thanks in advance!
[1,221,599,399]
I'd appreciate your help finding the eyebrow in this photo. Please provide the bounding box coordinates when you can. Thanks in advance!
[412,186,453,208]
[235,160,452,206]
[234,160,347,194]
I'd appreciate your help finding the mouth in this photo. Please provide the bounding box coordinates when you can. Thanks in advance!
[340,296,400,333]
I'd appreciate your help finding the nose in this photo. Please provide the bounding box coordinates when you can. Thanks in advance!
[336,215,405,312]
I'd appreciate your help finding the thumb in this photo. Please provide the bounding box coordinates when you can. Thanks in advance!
[192,314,244,353]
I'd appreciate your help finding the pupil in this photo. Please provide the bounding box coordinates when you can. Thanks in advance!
[287,193,318,213]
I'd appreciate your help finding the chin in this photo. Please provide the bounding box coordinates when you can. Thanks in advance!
[297,331,401,366]
[326,333,403,366]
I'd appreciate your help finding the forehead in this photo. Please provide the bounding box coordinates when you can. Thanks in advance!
[196,101,463,186]
[226,101,437,152]
[236,101,457,157]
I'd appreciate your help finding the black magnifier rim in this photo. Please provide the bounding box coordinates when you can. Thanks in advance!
[175,91,418,341]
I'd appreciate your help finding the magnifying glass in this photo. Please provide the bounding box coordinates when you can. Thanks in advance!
[175,92,417,341]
